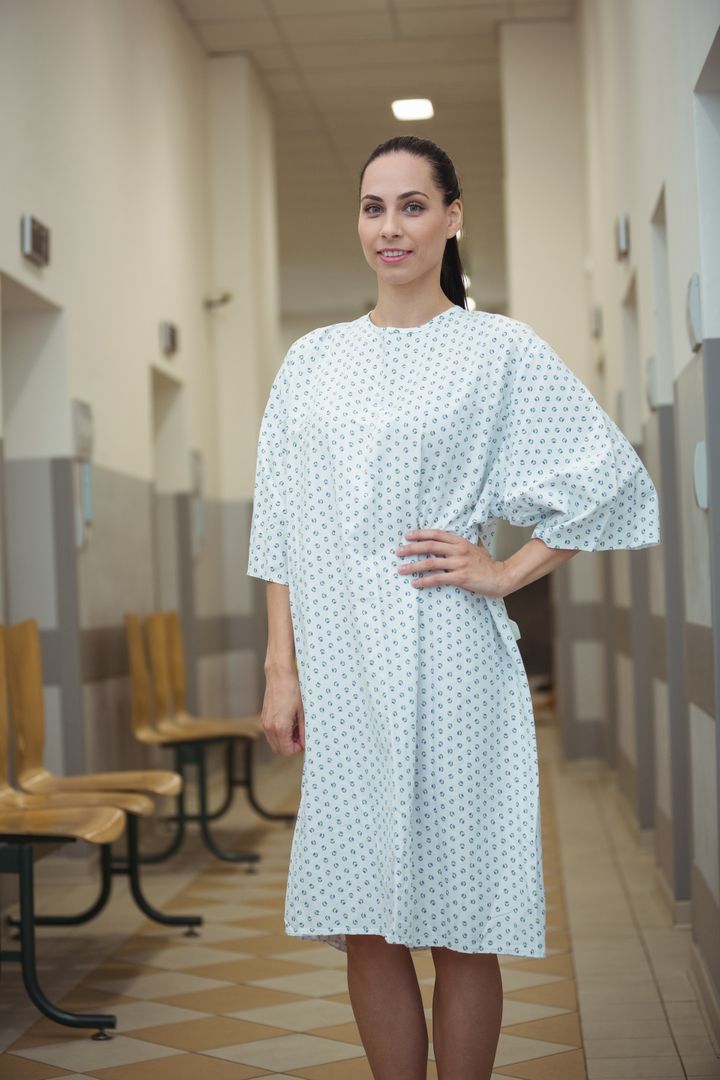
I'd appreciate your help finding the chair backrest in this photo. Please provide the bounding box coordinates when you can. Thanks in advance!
[143,613,173,721]
[4,619,47,784]
[0,625,15,797]
[124,613,156,737]
[164,611,186,713]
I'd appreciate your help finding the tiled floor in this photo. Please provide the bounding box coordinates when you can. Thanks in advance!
[1,700,718,1079]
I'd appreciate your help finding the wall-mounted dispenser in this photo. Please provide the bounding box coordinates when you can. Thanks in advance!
[694,441,708,510]
[20,214,50,266]
[71,399,94,549]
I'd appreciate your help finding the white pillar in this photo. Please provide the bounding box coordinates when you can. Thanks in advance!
[499,17,591,388]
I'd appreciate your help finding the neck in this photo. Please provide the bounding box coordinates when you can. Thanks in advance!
[370,287,455,329]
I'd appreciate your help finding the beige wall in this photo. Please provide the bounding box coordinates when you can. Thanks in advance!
[580,0,719,402]
[0,0,278,502]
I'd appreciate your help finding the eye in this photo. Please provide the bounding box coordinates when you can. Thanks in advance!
[404,202,424,213]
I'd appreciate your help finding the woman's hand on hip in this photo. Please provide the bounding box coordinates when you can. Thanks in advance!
[262,667,305,756]
[396,528,509,597]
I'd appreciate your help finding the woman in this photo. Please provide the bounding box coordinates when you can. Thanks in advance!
[247,135,660,1079]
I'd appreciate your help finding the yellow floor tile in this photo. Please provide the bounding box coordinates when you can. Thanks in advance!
[306,1021,365,1045]
[502,1012,583,1047]
[91,1055,262,1079]
[505,979,579,1010]
[0,1056,74,1079]
[228,914,287,933]
[184,957,327,981]
[208,934,315,956]
[157,983,306,1012]
[495,1047,587,1078]
[129,1014,294,1049]
[511,954,576,978]
[290,1057,376,1079]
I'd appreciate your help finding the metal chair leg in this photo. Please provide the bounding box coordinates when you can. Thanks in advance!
[163,739,235,824]
[8,844,114,930]
[0,842,115,1039]
[123,813,202,934]
[110,747,188,867]
[9,816,202,937]
[195,743,260,868]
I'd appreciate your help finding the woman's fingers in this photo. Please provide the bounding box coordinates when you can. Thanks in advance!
[396,538,456,556]
[398,555,454,575]
[262,674,306,756]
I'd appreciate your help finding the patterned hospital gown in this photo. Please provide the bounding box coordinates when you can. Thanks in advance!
[247,305,661,957]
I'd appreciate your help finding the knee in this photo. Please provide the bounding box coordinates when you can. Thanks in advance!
[346,933,404,955]
[431,945,499,971]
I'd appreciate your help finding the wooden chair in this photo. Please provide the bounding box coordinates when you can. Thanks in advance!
[2,620,202,936]
[125,613,261,866]
[7,619,181,798]
[150,610,295,826]
[0,626,127,1036]
[0,626,155,823]
[163,610,263,737]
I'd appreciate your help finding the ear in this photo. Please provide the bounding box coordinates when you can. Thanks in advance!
[447,198,463,236]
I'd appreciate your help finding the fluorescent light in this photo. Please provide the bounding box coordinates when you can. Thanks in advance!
[462,273,471,288]
[466,296,477,310]
[391,98,434,120]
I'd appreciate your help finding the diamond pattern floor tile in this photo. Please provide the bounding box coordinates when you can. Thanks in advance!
[8,1036,182,1073]
[226,998,356,1031]
[202,1032,367,1070]
[4,718,717,1080]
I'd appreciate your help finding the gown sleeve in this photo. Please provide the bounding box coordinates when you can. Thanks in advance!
[246,359,291,586]
[471,327,661,552]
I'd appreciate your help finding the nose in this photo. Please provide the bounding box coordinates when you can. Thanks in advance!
[380,211,401,239]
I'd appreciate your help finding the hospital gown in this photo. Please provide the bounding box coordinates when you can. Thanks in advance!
[247,305,661,956]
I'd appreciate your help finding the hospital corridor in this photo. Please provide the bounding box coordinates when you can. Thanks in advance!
[1,1,720,1078]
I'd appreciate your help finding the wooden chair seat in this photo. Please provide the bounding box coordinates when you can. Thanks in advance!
[0,784,154,817]
[20,768,179,799]
[0,805,125,845]
[157,711,263,740]
[134,717,237,746]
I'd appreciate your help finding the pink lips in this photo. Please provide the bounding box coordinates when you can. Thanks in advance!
[378,250,411,264]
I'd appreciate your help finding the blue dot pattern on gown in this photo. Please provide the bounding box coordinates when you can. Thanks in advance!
[247,305,661,956]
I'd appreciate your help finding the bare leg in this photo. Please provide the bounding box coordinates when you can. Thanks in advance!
[430,947,503,1079]
[345,934,428,1079]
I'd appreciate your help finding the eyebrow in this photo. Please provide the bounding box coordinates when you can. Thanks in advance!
[360,190,429,202]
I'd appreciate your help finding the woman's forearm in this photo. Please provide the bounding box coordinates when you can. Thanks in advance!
[500,537,578,597]
[264,582,296,674]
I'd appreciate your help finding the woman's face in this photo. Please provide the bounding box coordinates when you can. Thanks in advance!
[358,151,462,285]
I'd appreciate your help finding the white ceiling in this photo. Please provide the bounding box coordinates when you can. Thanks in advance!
[176,0,577,320]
